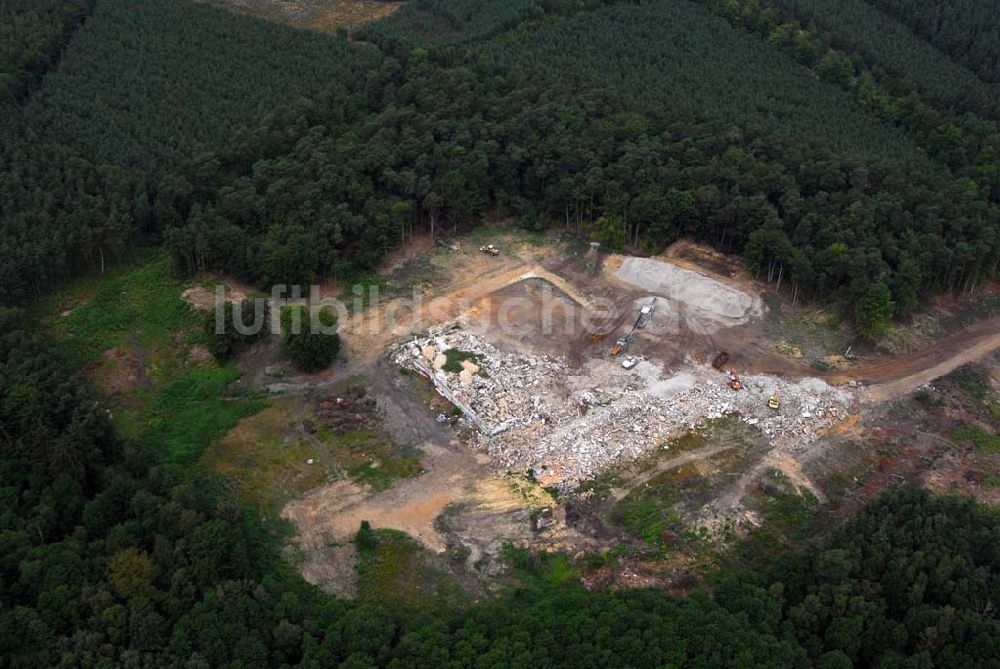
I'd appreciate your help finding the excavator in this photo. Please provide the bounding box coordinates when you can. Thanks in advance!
[727,369,743,391]
[609,301,655,357]
[768,391,780,410]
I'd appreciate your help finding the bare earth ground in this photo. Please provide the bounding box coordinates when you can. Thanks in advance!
[199,0,404,34]
[210,229,1000,595]
[831,317,1000,401]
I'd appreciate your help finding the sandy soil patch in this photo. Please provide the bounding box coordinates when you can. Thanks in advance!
[181,284,247,311]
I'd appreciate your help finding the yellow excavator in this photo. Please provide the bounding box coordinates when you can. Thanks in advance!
[768,391,780,410]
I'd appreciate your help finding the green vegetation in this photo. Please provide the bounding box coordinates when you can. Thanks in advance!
[440,347,482,373]
[141,366,264,463]
[706,0,1000,207]
[25,0,379,169]
[348,452,423,491]
[868,0,1000,83]
[354,526,468,609]
[611,498,682,547]
[756,0,996,115]
[41,252,263,462]
[954,425,1000,454]
[0,0,93,102]
[5,302,1000,668]
[151,0,999,327]
[6,0,1000,332]
[357,0,559,50]
[760,486,820,542]
[205,298,268,362]
[48,253,193,364]
[854,281,896,340]
[201,380,420,510]
[0,0,377,302]
[280,305,341,372]
[484,0,925,165]
[8,0,1000,665]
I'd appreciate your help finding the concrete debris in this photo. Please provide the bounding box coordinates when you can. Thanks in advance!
[393,328,858,490]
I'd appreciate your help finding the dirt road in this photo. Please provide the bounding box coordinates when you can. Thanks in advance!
[827,317,1000,402]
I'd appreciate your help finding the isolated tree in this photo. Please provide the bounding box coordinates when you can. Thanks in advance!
[203,299,266,362]
[854,282,895,340]
[281,305,340,372]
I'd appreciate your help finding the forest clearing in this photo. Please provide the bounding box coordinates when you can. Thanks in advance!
[8,0,1000,663]
[31,226,1000,597]
[199,0,404,34]
[197,228,1000,594]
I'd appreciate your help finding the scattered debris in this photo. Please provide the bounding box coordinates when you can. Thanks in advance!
[394,326,857,489]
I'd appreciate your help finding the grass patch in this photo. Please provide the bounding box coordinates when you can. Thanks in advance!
[946,364,993,403]
[354,527,468,610]
[760,488,820,543]
[41,250,264,464]
[340,272,386,315]
[608,420,762,552]
[609,499,678,546]
[348,448,423,491]
[667,429,708,453]
[735,481,821,570]
[441,348,482,374]
[142,367,264,463]
[954,425,1000,453]
[202,388,421,512]
[45,253,195,367]
[503,545,578,586]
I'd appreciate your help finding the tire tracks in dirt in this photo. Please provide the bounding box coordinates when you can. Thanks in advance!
[828,317,1000,402]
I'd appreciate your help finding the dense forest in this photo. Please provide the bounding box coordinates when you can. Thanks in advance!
[4,0,1000,326]
[755,0,998,116]
[0,0,91,102]
[24,0,381,170]
[868,0,1000,84]
[2,315,998,664]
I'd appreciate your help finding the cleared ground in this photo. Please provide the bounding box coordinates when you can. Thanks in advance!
[206,228,1000,596]
[200,0,404,34]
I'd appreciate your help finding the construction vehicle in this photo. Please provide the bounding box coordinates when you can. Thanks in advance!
[711,351,730,371]
[635,301,655,329]
[610,301,656,357]
[479,244,499,256]
[767,392,780,410]
[728,369,743,391]
[621,356,639,370]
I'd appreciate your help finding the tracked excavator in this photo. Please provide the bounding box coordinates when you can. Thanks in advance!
[610,301,655,356]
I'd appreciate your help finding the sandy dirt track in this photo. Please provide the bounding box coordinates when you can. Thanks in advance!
[829,317,1000,401]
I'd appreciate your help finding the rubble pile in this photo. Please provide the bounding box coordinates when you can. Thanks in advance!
[392,328,569,436]
[394,329,857,489]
